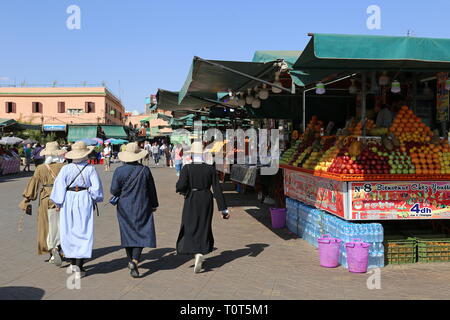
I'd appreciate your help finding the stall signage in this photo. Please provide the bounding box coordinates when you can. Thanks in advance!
[350,181,450,220]
[436,72,449,122]
[283,169,347,218]
[43,124,66,132]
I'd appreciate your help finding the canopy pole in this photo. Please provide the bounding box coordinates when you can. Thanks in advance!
[361,72,367,137]
[195,56,292,94]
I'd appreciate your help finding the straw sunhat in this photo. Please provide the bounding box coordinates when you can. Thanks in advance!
[118,142,148,162]
[40,141,65,156]
[190,141,204,155]
[64,141,95,160]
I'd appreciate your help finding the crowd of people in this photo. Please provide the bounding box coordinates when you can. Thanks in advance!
[18,140,229,279]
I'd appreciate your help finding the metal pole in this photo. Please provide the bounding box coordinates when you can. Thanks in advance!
[195,56,292,93]
[361,72,367,137]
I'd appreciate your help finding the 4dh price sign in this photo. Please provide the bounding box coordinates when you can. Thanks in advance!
[349,181,450,220]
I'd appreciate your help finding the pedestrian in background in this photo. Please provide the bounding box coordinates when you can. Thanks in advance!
[23,143,33,172]
[32,143,44,166]
[151,142,160,165]
[19,141,66,266]
[174,144,183,176]
[102,142,112,171]
[111,143,159,278]
[50,141,104,278]
[175,142,229,273]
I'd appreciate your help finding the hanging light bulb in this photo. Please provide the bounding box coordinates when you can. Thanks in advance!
[252,98,261,109]
[228,89,234,99]
[272,71,282,94]
[349,79,358,94]
[245,88,254,104]
[379,71,390,86]
[259,84,270,100]
[423,82,433,96]
[316,82,326,95]
[391,80,401,93]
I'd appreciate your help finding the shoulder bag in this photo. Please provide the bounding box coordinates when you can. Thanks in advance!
[109,166,146,206]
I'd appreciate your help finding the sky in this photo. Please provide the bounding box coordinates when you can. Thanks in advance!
[1,0,450,112]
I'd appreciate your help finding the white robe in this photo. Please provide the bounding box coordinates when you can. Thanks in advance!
[50,161,103,258]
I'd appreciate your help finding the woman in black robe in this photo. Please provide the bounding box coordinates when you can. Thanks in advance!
[175,142,229,273]
[111,142,159,278]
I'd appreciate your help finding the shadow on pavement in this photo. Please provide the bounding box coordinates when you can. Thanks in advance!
[201,243,269,273]
[139,250,196,277]
[0,286,45,300]
[245,208,297,241]
[85,247,176,278]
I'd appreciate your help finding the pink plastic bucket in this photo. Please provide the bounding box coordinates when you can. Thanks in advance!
[345,239,370,273]
[318,235,342,268]
[270,208,286,229]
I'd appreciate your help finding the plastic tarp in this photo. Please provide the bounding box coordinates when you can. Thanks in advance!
[67,126,98,142]
[178,57,280,103]
[100,125,128,139]
[292,33,450,85]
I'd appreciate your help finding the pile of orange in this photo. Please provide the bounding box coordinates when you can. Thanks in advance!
[351,119,375,135]
[410,143,450,175]
[390,106,433,143]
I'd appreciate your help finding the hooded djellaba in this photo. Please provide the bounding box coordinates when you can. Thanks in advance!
[175,141,229,274]
[110,142,159,278]
[50,141,104,278]
[19,141,66,266]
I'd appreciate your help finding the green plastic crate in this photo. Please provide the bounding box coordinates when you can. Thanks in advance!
[416,235,450,263]
[384,236,417,265]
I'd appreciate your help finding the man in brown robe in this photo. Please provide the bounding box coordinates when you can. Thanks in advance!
[19,141,66,266]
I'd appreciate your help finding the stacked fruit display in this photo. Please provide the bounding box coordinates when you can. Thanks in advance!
[390,106,433,143]
[351,119,375,135]
[315,146,340,172]
[280,140,301,165]
[387,150,415,174]
[291,146,312,167]
[302,151,323,170]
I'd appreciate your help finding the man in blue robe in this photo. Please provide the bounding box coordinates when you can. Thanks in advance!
[50,141,103,278]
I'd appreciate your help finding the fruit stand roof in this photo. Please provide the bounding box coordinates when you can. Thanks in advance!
[252,50,302,68]
[291,33,450,85]
[156,89,223,112]
[178,57,286,104]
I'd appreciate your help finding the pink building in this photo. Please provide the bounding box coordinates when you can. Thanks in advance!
[0,86,125,126]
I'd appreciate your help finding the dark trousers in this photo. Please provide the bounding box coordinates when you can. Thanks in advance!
[70,258,85,268]
[125,247,143,262]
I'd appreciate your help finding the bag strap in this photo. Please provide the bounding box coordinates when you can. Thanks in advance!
[121,165,146,192]
[66,163,89,191]
[45,164,57,180]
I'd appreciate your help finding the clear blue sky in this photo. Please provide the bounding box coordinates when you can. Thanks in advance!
[1,0,450,112]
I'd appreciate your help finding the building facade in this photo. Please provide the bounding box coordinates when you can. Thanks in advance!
[0,87,125,126]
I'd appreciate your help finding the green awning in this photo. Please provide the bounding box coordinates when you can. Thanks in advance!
[179,57,282,103]
[292,33,450,85]
[140,117,151,123]
[157,113,173,123]
[0,118,17,127]
[67,126,98,142]
[252,50,302,68]
[101,125,127,139]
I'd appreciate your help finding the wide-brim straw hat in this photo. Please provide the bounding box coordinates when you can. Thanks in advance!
[65,141,95,160]
[40,141,65,156]
[118,142,148,162]
[190,141,204,155]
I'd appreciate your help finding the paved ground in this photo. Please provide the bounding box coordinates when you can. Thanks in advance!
[1,161,450,300]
